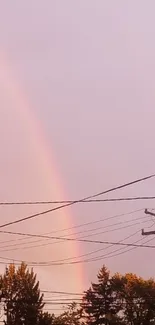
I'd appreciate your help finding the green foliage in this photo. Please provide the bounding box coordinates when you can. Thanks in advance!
[82,265,155,325]
[82,266,122,325]
[1,262,44,325]
[39,312,55,325]
[1,263,155,325]
[117,273,155,325]
[54,303,83,325]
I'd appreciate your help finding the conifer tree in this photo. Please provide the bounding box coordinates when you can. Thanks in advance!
[1,263,44,325]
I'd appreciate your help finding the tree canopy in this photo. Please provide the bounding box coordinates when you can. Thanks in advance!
[82,265,155,325]
[1,263,155,325]
[0,263,44,325]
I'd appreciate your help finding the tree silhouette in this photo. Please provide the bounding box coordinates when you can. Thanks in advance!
[1,263,44,325]
[82,265,155,325]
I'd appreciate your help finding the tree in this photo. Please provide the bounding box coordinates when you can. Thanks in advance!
[39,312,55,325]
[0,263,44,325]
[54,303,83,325]
[82,265,155,325]
[117,273,155,325]
[82,266,123,325]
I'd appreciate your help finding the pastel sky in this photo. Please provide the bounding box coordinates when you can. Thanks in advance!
[0,0,155,310]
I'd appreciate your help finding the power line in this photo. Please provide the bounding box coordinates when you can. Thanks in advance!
[0,228,140,265]
[1,196,155,205]
[43,309,65,311]
[0,229,152,247]
[99,235,155,261]
[46,302,80,305]
[0,235,155,267]
[43,299,82,302]
[0,231,153,268]
[3,296,155,303]
[0,208,144,248]
[39,227,149,266]
[0,216,147,254]
[71,221,155,265]
[41,290,83,296]
[0,210,144,268]
[2,219,148,262]
[0,174,154,229]
[21,228,144,266]
[44,233,155,267]
[79,232,155,264]
[73,219,146,241]
[33,224,153,266]
[0,231,152,267]
[1,228,155,255]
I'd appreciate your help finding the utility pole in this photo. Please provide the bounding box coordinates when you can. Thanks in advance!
[142,209,155,325]
[142,209,155,236]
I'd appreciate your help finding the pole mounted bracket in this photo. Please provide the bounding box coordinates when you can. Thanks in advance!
[141,229,155,236]
[142,209,155,235]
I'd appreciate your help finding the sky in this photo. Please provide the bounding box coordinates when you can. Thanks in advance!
[0,0,155,312]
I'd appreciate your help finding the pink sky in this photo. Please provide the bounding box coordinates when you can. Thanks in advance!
[0,1,155,311]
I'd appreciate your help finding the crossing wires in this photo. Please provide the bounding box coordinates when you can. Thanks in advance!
[0,173,154,229]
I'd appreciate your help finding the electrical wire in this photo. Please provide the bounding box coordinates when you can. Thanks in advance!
[0,230,155,267]
[41,290,83,296]
[0,215,147,253]
[78,232,155,264]
[0,174,154,229]
[39,227,147,265]
[65,222,155,265]
[42,299,82,302]
[30,223,152,266]
[23,227,144,266]
[0,232,152,267]
[0,229,155,252]
[1,196,155,205]
[0,219,148,259]
[0,208,144,248]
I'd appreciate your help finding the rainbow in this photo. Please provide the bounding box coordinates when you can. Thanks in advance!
[0,50,85,292]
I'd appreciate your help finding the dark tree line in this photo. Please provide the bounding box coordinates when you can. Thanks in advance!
[1,263,155,324]
[82,266,155,325]
[0,263,53,325]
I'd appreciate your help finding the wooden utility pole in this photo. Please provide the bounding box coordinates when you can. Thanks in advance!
[142,209,155,236]
[142,209,155,325]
